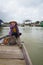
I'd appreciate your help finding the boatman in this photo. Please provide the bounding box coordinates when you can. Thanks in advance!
[1,21,22,46]
[9,21,20,38]
[9,21,22,45]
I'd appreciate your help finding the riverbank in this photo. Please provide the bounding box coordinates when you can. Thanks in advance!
[0,23,41,27]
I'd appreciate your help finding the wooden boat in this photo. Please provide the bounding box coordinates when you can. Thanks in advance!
[0,37,32,65]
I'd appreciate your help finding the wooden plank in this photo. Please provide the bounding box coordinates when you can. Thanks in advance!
[0,46,24,59]
[0,45,19,50]
[0,59,26,65]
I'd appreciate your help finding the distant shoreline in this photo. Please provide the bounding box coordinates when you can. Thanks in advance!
[0,25,43,27]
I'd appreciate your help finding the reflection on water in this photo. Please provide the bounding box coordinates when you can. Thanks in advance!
[0,26,43,65]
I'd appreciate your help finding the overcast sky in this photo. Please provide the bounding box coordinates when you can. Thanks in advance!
[0,0,43,23]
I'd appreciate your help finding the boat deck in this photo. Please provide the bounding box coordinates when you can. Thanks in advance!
[0,45,26,65]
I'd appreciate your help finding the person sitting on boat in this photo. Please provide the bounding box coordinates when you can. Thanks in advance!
[9,21,21,38]
[9,21,22,45]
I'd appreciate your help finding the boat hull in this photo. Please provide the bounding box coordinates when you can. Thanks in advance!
[0,37,32,65]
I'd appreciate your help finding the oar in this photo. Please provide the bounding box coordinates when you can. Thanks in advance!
[0,35,10,40]
[0,33,22,40]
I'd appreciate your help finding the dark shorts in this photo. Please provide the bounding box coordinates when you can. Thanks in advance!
[12,32,19,38]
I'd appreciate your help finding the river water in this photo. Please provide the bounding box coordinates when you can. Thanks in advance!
[0,26,43,65]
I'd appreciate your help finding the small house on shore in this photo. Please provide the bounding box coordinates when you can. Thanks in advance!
[23,20,32,26]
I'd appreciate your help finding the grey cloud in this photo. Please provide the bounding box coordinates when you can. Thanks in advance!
[17,0,43,8]
[0,12,10,22]
[0,0,43,22]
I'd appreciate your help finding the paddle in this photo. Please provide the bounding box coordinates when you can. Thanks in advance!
[0,33,22,40]
[0,35,10,40]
